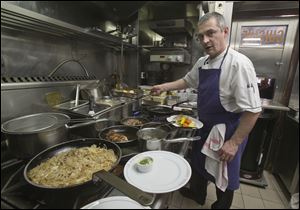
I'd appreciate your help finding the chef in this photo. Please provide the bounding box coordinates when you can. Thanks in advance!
[151,12,262,209]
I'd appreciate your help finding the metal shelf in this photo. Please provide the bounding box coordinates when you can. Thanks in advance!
[1,2,137,50]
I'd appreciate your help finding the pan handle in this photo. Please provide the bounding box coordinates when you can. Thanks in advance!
[93,170,155,206]
[65,118,109,129]
[163,136,201,143]
[171,100,189,109]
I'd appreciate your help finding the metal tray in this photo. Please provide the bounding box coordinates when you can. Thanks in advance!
[54,100,89,110]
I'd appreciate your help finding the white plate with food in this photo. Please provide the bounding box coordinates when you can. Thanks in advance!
[167,115,203,129]
[124,151,191,194]
[81,196,151,209]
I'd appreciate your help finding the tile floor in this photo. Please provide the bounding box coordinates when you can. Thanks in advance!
[167,170,290,209]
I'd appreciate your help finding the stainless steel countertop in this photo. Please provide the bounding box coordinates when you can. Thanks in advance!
[261,99,290,111]
[177,99,290,112]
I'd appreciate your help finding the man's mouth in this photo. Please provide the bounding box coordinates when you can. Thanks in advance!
[205,46,213,50]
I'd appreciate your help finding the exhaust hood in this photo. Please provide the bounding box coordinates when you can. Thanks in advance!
[148,19,193,37]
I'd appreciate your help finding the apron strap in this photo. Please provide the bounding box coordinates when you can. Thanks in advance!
[219,46,229,69]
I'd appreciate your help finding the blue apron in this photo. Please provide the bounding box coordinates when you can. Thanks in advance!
[191,48,248,190]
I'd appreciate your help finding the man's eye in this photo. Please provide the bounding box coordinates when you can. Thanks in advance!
[207,31,215,36]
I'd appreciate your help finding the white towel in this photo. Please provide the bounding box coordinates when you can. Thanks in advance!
[201,124,228,192]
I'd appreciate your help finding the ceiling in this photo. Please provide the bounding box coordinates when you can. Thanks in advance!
[89,1,148,24]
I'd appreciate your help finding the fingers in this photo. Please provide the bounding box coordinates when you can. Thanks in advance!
[220,153,234,162]
[150,85,163,95]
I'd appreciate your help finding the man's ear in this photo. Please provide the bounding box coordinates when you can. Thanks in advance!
[223,26,229,35]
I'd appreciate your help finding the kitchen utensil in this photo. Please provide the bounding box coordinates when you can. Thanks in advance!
[146,100,189,116]
[120,116,149,128]
[93,171,154,206]
[24,138,121,189]
[54,100,89,110]
[124,150,192,193]
[88,96,96,115]
[75,84,80,107]
[98,125,139,147]
[1,113,109,158]
[24,138,154,206]
[81,196,151,209]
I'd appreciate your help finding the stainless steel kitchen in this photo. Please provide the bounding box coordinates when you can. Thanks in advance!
[1,1,299,209]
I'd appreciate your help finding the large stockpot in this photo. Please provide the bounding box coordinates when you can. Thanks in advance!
[137,127,201,151]
[1,113,109,159]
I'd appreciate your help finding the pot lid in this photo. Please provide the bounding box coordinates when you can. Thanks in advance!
[1,113,70,134]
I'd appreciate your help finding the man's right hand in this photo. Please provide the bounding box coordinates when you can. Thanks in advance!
[150,84,165,95]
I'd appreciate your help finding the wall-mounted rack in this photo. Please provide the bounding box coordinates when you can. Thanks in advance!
[1,76,98,90]
[1,2,137,50]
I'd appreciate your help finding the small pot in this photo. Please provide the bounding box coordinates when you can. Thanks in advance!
[137,127,201,151]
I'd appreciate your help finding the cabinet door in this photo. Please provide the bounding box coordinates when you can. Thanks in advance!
[274,115,299,193]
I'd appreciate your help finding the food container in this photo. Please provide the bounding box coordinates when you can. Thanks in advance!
[135,156,153,173]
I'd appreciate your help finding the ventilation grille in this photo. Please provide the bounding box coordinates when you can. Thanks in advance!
[1,75,97,83]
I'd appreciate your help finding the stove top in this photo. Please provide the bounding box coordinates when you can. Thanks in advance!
[1,106,197,209]
[1,140,114,209]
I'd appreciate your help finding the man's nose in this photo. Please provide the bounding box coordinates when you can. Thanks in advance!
[202,35,210,44]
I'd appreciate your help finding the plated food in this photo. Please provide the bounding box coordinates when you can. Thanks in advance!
[27,145,117,187]
[167,115,203,129]
[176,115,196,128]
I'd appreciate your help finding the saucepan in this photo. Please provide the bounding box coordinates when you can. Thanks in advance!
[137,127,201,151]
[1,112,109,159]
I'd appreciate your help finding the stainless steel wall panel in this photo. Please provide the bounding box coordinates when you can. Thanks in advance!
[1,85,74,123]
[230,17,299,102]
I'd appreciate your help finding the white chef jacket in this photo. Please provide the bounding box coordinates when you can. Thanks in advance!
[184,47,262,113]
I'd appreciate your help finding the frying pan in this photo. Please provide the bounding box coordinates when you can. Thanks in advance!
[24,138,122,190]
[146,100,189,116]
[120,116,150,128]
[24,138,154,205]
[98,125,139,146]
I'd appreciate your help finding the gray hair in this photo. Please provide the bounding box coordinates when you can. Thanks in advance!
[198,12,227,31]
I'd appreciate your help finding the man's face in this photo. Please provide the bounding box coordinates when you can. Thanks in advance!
[197,18,228,58]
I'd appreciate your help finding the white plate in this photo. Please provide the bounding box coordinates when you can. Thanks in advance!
[167,115,203,129]
[124,151,191,194]
[81,196,151,209]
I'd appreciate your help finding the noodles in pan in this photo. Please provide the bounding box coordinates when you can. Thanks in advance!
[27,145,117,187]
